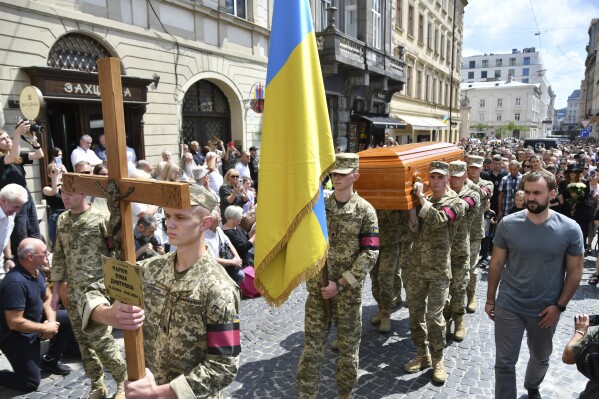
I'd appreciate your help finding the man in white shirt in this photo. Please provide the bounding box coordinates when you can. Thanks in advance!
[204,207,244,284]
[0,184,28,277]
[70,135,103,169]
[235,151,251,179]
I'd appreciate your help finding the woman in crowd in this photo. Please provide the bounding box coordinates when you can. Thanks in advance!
[42,161,66,248]
[219,169,248,223]
[222,205,255,267]
[241,176,255,214]
[205,152,223,194]
[0,121,44,255]
[157,161,182,182]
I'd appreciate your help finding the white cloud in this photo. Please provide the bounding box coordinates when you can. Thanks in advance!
[463,0,599,108]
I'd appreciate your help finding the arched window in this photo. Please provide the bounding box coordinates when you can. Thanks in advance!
[182,80,231,145]
[47,33,122,74]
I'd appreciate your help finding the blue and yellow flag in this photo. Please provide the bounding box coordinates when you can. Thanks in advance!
[254,0,335,305]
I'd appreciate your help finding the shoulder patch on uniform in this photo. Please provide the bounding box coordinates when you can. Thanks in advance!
[207,321,241,356]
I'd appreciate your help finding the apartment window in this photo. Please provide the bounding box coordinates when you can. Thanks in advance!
[496,58,502,67]
[225,0,247,19]
[497,98,503,107]
[406,65,413,96]
[432,78,437,103]
[497,113,502,122]
[446,38,450,61]
[445,83,449,106]
[524,56,531,65]
[440,33,445,58]
[396,0,403,28]
[482,59,489,68]
[427,22,433,49]
[434,27,439,53]
[469,60,475,68]
[509,57,516,66]
[372,0,382,49]
[479,113,485,122]
[438,81,442,104]
[522,68,529,76]
[418,14,424,44]
[408,5,415,36]
[467,71,474,79]
[481,71,487,79]
[345,0,358,38]
[508,69,515,77]
[522,78,529,83]
[480,99,485,107]
[319,0,332,31]
[417,70,422,100]
[425,74,430,101]
[495,70,501,78]
[515,112,521,121]
[515,97,521,106]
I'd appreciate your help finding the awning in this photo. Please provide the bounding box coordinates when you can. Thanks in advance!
[359,115,407,129]
[393,114,448,130]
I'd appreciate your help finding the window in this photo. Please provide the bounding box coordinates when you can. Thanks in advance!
[434,27,439,53]
[509,57,516,66]
[319,0,332,31]
[427,22,433,49]
[396,0,403,28]
[408,5,414,36]
[496,58,502,67]
[497,113,502,122]
[225,0,247,19]
[446,38,451,60]
[481,71,487,79]
[469,60,475,68]
[515,112,521,121]
[406,65,413,96]
[372,0,382,49]
[345,0,358,38]
[495,70,501,78]
[482,59,489,68]
[524,56,531,65]
[417,70,422,100]
[467,71,474,79]
[425,74,430,101]
[497,98,503,107]
[440,32,445,58]
[508,69,515,77]
[479,113,485,122]
[522,78,529,83]
[418,14,424,43]
[515,97,521,106]
[522,68,529,76]
[480,99,485,107]
[445,83,449,105]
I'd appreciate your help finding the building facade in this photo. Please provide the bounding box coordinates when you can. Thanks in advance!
[1,0,270,208]
[388,0,468,144]
[580,18,599,136]
[460,79,542,139]
[461,48,555,132]
[564,89,581,130]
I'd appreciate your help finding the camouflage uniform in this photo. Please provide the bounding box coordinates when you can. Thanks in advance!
[296,190,379,399]
[405,163,465,365]
[446,163,481,323]
[79,252,240,398]
[466,156,494,305]
[394,210,413,301]
[51,206,126,391]
[370,210,401,318]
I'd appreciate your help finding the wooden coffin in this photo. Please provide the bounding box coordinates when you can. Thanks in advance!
[354,141,464,210]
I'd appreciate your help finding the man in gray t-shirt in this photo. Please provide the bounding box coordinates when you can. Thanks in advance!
[486,169,584,399]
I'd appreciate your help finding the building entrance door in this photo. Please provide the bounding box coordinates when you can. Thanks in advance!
[182,80,231,146]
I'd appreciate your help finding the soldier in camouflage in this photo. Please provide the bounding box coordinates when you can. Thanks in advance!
[50,191,127,399]
[445,161,480,342]
[296,153,379,399]
[78,185,240,399]
[369,209,401,332]
[394,210,413,306]
[466,155,494,313]
[404,161,465,383]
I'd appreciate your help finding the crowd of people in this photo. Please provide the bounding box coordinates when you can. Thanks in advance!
[0,122,597,398]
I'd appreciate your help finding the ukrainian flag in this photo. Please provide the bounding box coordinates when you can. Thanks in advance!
[254,0,335,305]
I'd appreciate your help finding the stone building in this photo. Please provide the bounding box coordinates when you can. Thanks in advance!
[580,18,599,136]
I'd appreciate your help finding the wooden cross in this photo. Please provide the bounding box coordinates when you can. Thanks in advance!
[61,57,191,380]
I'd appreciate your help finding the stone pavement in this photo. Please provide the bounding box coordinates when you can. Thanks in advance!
[0,257,598,399]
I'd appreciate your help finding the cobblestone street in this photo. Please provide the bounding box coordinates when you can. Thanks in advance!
[0,257,597,398]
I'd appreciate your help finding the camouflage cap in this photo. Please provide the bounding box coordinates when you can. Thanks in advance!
[429,161,449,175]
[468,155,484,168]
[332,153,359,174]
[189,184,218,211]
[449,160,467,177]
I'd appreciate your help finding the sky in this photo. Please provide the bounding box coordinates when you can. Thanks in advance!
[463,0,599,110]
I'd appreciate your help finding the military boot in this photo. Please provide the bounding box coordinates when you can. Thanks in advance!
[466,294,477,313]
[114,382,126,399]
[370,309,382,325]
[379,310,391,333]
[453,315,466,341]
[431,354,448,383]
[445,318,452,337]
[404,353,432,373]
[87,385,107,399]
